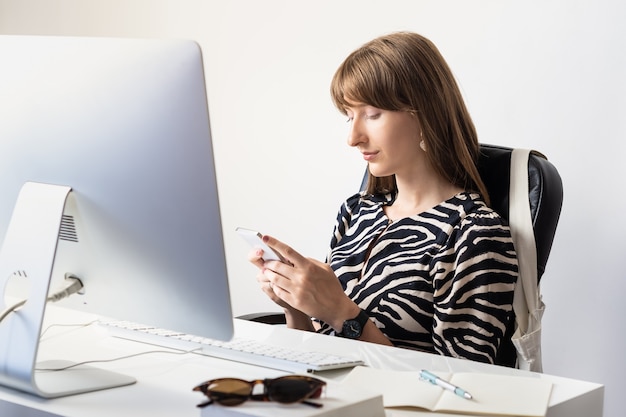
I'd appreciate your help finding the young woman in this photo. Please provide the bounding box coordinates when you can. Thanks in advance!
[248,31,518,364]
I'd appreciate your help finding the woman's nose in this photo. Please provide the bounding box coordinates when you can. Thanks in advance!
[346,119,365,147]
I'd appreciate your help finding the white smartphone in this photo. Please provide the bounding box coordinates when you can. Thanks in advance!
[235,227,289,263]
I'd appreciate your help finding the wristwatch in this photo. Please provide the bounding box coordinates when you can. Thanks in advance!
[339,309,369,339]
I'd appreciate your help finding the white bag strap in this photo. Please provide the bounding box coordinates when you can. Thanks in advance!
[509,148,544,372]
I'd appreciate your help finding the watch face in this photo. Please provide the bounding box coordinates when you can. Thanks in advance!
[342,319,363,339]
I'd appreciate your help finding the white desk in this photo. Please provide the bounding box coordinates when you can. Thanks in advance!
[0,306,604,417]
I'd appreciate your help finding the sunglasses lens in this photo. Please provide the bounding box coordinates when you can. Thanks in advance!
[268,376,325,404]
[206,379,252,406]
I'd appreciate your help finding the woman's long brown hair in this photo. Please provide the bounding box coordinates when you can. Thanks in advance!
[330,31,489,206]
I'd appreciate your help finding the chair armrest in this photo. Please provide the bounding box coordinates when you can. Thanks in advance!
[237,312,287,325]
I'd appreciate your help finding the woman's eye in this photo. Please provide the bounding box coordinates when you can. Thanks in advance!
[365,113,380,120]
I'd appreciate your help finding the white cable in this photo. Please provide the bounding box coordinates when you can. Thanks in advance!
[36,347,199,372]
[0,275,84,323]
[46,275,84,302]
[0,299,27,323]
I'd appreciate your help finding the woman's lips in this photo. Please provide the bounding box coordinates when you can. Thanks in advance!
[362,151,378,161]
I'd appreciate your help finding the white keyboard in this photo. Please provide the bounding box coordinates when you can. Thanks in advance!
[99,320,364,373]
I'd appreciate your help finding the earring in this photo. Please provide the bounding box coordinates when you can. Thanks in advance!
[420,140,427,152]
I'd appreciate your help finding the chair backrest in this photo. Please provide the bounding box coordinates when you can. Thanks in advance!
[360,143,563,367]
[478,144,563,367]
[476,144,563,281]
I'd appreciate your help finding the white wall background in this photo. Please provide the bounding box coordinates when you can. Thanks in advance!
[0,1,623,416]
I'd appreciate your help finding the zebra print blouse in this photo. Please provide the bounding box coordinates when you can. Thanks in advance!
[318,191,518,364]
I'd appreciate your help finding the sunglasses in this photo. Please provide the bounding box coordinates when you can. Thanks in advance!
[193,375,326,408]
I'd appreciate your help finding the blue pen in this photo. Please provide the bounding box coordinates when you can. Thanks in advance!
[419,370,473,400]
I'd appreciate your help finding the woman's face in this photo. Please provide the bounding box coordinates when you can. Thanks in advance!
[345,103,423,178]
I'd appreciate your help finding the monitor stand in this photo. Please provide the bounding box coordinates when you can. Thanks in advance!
[0,182,136,398]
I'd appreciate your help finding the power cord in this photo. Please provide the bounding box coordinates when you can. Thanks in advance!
[35,347,200,372]
[0,274,84,323]
[33,320,201,372]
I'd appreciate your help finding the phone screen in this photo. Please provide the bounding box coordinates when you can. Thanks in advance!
[235,227,288,263]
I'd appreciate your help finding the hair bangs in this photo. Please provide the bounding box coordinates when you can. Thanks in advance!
[331,49,405,113]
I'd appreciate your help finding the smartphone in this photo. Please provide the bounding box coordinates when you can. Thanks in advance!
[235,227,289,263]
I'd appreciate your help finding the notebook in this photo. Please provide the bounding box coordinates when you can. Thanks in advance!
[342,366,553,417]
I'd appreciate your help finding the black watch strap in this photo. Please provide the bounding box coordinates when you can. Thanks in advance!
[339,309,369,339]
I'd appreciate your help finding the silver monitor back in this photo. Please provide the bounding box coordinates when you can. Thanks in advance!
[0,35,234,396]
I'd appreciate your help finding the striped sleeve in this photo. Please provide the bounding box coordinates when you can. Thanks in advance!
[431,207,518,363]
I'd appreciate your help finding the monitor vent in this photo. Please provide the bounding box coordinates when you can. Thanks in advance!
[59,215,79,243]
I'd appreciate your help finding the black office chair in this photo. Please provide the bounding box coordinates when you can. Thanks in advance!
[477,144,563,366]
[239,143,564,368]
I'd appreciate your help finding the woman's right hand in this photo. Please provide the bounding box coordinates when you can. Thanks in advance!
[248,247,314,330]
[248,248,295,310]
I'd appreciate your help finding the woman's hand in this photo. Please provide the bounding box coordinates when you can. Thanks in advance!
[248,247,292,309]
[247,234,394,345]
[257,235,357,329]
[247,241,314,330]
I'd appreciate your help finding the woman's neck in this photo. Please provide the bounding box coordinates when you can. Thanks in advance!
[386,173,463,221]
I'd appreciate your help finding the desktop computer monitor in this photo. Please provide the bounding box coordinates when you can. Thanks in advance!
[0,35,234,397]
